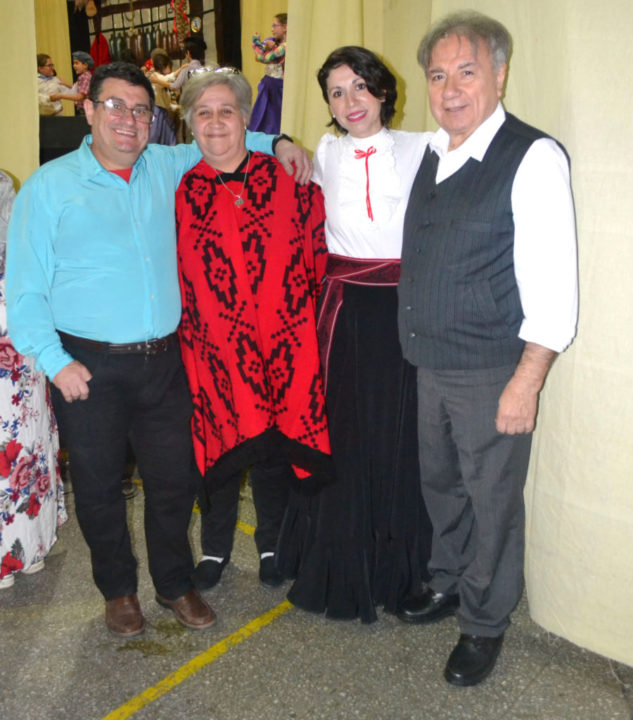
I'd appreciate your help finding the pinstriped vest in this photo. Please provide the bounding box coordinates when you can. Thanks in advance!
[398,113,563,371]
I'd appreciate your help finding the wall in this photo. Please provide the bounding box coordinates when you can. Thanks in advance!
[0,2,39,187]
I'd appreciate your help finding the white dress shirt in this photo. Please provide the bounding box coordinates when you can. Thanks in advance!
[429,103,578,352]
[313,127,433,259]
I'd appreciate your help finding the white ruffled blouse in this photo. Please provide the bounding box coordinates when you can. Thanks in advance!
[312,127,431,259]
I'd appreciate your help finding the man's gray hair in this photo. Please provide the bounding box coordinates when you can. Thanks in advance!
[180,68,252,126]
[418,10,512,73]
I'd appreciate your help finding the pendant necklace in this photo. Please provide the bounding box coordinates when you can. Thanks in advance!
[214,151,251,208]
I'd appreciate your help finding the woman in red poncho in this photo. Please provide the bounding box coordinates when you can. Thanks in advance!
[176,68,331,590]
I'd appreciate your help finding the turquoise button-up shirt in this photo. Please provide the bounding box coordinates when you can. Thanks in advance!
[6,132,273,380]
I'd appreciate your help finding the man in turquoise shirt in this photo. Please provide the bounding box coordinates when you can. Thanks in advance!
[6,62,310,638]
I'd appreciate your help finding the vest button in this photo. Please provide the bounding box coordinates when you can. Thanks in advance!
[405,306,412,311]
[409,331,416,338]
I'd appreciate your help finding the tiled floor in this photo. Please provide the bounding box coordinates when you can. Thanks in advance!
[1,484,632,720]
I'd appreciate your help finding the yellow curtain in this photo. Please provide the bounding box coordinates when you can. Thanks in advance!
[240,0,288,111]
[283,0,432,151]
[0,2,39,187]
[35,0,74,117]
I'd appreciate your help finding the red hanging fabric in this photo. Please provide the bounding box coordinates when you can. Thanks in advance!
[90,32,112,69]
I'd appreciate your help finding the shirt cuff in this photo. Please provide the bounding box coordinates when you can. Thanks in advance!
[272,133,293,153]
[39,344,76,382]
[518,320,576,354]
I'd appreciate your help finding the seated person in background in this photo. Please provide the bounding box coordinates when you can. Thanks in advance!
[52,51,94,115]
[37,54,71,116]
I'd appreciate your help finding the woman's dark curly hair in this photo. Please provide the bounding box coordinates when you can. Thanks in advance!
[317,46,397,133]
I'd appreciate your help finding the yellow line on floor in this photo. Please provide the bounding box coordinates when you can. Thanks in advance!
[236,520,255,536]
[100,600,294,720]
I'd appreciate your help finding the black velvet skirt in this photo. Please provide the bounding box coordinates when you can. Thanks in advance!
[277,283,433,622]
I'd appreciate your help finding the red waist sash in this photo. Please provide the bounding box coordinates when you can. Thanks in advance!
[317,253,401,390]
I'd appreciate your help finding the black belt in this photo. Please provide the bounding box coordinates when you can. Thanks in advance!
[58,331,178,356]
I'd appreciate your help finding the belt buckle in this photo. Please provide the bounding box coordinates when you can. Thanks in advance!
[145,337,166,355]
[144,339,157,355]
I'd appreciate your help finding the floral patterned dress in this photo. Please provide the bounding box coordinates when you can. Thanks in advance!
[0,172,67,582]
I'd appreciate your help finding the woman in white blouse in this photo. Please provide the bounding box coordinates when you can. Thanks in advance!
[279,46,434,623]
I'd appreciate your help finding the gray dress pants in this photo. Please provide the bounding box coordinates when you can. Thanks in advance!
[416,364,533,637]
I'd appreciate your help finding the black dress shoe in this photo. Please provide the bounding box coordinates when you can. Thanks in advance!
[193,558,228,591]
[444,633,504,686]
[259,556,284,588]
[397,588,459,624]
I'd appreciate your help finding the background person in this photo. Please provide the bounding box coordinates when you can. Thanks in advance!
[175,68,330,592]
[278,46,433,623]
[147,48,177,112]
[37,53,71,116]
[151,35,207,95]
[247,13,287,134]
[51,51,94,114]
[0,170,67,590]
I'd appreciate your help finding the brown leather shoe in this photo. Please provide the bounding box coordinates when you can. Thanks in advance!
[155,589,217,630]
[105,594,145,637]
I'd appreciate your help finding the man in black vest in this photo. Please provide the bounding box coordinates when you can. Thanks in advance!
[397,11,578,686]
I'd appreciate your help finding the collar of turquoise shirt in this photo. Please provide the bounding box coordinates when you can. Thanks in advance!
[79,135,146,182]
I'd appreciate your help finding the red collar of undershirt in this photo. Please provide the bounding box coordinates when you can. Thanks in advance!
[110,167,133,182]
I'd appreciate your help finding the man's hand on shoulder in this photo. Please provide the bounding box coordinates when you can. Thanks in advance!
[274,138,313,184]
[53,360,92,403]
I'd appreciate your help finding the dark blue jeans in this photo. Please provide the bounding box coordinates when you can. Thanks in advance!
[52,338,197,601]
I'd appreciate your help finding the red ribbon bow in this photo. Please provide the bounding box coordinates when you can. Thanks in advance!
[354,146,377,221]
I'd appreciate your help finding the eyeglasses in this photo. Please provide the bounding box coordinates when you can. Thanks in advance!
[43,62,55,67]
[92,97,154,124]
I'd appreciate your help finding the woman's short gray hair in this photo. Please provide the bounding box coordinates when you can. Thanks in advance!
[180,68,253,126]
[417,11,512,73]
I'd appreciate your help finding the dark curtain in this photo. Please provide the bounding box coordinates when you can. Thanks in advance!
[214,0,242,69]
[66,0,91,53]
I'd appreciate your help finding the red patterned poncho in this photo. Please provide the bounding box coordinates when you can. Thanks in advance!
[176,152,331,489]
